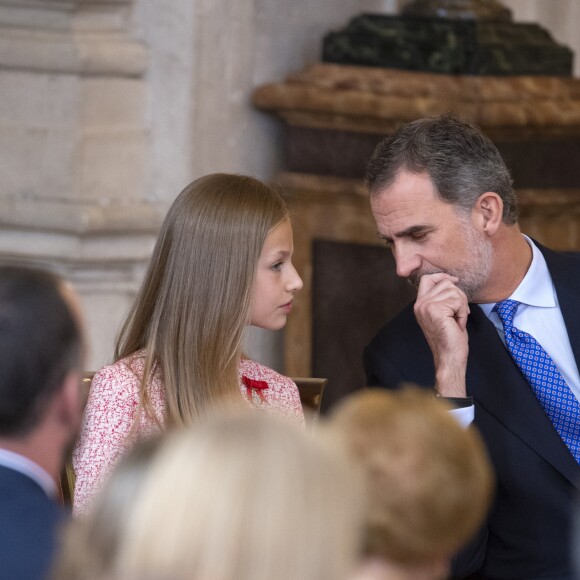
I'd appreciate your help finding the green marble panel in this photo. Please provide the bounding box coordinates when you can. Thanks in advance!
[322,14,573,76]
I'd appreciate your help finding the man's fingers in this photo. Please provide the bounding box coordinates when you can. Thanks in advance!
[416,272,460,298]
[416,284,468,312]
[456,313,469,331]
[416,274,469,316]
[416,295,467,324]
[415,276,470,329]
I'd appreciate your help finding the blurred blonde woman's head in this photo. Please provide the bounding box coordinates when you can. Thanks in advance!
[115,174,292,425]
[330,388,494,568]
[53,436,162,580]
[110,412,363,580]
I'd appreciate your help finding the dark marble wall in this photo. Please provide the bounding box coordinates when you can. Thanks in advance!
[312,239,416,412]
[286,126,580,189]
[323,14,573,76]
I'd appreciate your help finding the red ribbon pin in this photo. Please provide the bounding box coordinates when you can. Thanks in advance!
[242,375,269,403]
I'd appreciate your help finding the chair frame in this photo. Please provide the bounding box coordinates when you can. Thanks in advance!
[291,377,327,415]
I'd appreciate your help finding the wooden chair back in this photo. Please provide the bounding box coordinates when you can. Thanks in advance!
[292,377,327,415]
[59,372,94,505]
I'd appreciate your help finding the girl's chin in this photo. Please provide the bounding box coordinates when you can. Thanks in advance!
[250,318,287,332]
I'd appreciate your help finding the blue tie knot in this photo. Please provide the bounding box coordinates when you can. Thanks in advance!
[495,299,521,329]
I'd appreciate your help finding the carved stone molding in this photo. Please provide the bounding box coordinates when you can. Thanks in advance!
[0,197,162,234]
[0,217,161,368]
[0,0,150,231]
[0,29,147,76]
[0,0,146,76]
[254,63,580,137]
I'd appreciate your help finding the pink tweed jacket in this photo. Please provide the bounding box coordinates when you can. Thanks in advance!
[72,354,304,514]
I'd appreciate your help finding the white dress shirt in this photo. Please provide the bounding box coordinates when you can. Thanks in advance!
[479,235,580,402]
[0,448,57,499]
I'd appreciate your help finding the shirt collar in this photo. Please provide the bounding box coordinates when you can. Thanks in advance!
[479,235,556,317]
[0,448,58,499]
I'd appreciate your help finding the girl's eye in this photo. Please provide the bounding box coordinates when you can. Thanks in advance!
[271,261,283,271]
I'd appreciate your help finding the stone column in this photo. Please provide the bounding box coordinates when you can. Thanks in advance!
[0,0,163,368]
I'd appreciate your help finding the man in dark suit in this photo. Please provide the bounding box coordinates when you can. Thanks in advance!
[364,113,580,579]
[0,266,84,579]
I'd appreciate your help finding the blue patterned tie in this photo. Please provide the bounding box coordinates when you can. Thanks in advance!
[495,299,580,463]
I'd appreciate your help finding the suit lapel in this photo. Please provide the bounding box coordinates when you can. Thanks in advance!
[466,305,580,487]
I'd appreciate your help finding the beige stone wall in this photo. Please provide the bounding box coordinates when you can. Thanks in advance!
[0,0,162,369]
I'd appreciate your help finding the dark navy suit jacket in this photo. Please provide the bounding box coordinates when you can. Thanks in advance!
[364,244,580,580]
[0,464,65,580]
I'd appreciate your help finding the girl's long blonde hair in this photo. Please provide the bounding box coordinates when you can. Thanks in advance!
[115,173,289,426]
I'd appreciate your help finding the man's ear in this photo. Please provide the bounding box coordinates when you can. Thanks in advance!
[474,192,503,235]
[54,370,83,430]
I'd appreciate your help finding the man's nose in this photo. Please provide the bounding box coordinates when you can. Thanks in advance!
[394,247,421,279]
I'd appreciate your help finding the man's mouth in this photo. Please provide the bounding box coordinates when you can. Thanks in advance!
[408,269,448,288]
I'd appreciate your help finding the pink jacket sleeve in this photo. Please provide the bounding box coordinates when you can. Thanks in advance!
[72,363,140,515]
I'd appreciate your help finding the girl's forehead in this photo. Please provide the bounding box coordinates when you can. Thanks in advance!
[261,221,294,254]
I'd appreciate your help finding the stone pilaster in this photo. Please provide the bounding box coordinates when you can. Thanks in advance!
[0,0,162,368]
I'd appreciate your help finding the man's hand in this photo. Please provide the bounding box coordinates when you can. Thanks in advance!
[413,273,469,397]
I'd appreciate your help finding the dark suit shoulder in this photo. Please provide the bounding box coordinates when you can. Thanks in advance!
[0,467,65,580]
[367,302,420,350]
[534,241,580,282]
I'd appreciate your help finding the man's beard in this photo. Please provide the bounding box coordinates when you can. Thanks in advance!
[407,221,493,302]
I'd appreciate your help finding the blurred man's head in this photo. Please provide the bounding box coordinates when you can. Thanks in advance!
[0,265,84,441]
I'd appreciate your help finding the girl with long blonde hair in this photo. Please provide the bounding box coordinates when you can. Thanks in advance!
[73,174,304,514]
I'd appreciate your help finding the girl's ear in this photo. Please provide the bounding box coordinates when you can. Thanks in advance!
[474,192,503,236]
